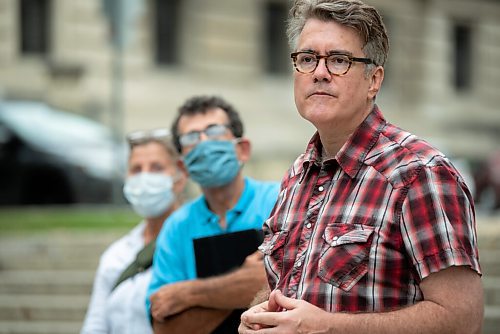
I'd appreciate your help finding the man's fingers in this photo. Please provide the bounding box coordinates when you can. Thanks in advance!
[273,289,298,310]
[239,322,264,334]
[151,308,163,322]
[243,309,281,328]
[153,314,164,322]
[252,250,264,260]
[151,303,169,320]
[267,290,282,312]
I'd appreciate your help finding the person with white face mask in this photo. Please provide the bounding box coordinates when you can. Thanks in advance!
[81,129,186,334]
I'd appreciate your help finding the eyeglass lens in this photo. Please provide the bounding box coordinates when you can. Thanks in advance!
[295,53,351,75]
[179,124,228,147]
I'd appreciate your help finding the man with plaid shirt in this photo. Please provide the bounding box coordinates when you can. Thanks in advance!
[239,0,483,333]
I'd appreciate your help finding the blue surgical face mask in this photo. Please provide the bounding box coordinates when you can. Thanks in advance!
[123,173,176,218]
[183,140,241,188]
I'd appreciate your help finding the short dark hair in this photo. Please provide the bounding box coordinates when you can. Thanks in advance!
[171,95,244,153]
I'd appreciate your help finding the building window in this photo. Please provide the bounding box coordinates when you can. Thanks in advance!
[264,2,289,75]
[154,0,180,65]
[453,23,472,91]
[19,0,51,56]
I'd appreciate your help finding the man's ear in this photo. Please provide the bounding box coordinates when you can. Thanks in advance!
[174,158,188,194]
[236,138,251,163]
[368,66,384,100]
[177,158,188,175]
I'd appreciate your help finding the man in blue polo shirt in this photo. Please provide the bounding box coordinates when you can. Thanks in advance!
[146,95,279,334]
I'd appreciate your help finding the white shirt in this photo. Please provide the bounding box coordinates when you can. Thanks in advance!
[81,222,153,334]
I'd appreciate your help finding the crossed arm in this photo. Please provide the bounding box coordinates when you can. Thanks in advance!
[151,251,268,334]
[239,266,484,334]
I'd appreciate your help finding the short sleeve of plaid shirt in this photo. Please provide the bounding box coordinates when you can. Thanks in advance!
[260,106,481,313]
[400,161,481,281]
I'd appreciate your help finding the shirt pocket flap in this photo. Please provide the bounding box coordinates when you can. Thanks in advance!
[259,230,288,255]
[323,224,374,247]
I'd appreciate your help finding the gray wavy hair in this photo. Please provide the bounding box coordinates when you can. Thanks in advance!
[287,0,389,67]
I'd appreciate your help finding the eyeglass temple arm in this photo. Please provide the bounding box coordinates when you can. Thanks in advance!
[350,56,375,65]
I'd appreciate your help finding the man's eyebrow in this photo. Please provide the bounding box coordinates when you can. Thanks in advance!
[185,123,219,134]
[296,48,316,53]
[296,48,354,56]
[327,50,353,56]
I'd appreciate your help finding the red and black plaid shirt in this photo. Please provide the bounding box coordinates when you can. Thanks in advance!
[260,105,481,312]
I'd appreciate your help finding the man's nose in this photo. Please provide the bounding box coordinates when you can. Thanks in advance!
[312,58,332,82]
[199,132,209,142]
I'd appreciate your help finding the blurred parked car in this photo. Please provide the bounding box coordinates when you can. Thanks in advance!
[0,100,126,205]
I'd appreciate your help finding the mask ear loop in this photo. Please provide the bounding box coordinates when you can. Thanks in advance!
[232,138,245,169]
[166,170,184,205]
[232,137,242,144]
[171,168,185,185]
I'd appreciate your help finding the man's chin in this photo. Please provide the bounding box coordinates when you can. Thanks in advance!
[300,104,338,123]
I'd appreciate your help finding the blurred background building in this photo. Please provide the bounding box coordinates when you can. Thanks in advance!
[1,2,500,334]
[0,0,499,205]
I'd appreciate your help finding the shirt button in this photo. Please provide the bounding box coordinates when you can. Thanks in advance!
[318,186,324,192]
[332,236,339,247]
[306,223,312,229]
[296,261,302,267]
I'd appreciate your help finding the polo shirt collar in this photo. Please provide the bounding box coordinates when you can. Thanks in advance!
[196,177,253,224]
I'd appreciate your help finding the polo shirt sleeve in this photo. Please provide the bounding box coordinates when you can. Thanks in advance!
[262,182,281,215]
[145,215,186,313]
[400,163,481,281]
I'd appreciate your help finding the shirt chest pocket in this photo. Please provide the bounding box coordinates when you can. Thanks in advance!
[318,224,374,291]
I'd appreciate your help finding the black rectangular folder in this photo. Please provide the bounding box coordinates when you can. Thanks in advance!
[193,228,264,334]
[194,228,264,278]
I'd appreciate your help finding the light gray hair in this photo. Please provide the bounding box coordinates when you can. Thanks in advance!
[287,0,389,67]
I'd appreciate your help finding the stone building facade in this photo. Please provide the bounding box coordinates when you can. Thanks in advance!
[0,0,499,180]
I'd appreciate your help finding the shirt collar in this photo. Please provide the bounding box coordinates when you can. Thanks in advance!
[196,177,252,224]
[302,105,386,179]
[299,133,322,182]
[125,221,147,247]
[231,177,253,215]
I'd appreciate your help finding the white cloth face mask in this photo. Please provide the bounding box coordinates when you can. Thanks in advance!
[123,172,176,218]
